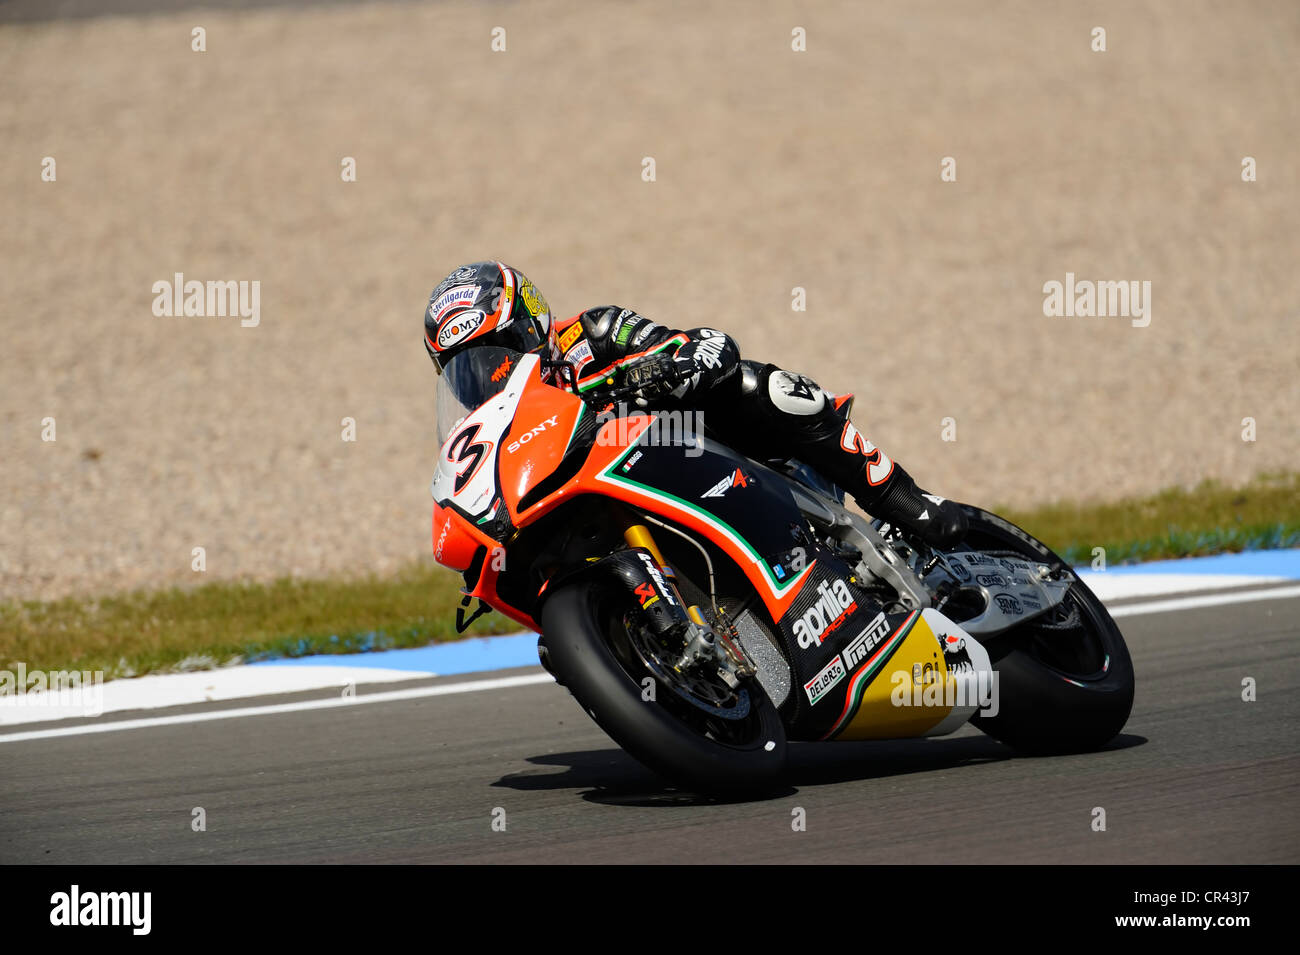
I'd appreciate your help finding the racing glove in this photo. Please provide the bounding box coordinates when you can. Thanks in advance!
[622,353,684,407]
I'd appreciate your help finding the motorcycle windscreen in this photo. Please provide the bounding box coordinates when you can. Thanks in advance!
[436,346,524,448]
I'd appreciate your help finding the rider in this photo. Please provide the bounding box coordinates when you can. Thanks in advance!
[424,261,967,547]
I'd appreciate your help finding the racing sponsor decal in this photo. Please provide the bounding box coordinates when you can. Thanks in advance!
[436,309,487,349]
[690,331,729,370]
[820,609,922,740]
[946,557,971,581]
[615,318,636,345]
[804,654,847,706]
[558,321,584,352]
[517,278,548,319]
[842,611,891,670]
[434,516,451,562]
[634,582,659,608]
[430,285,480,321]
[770,371,823,415]
[630,321,662,347]
[433,266,478,295]
[636,551,677,606]
[507,415,560,453]
[701,468,748,499]
[490,355,514,382]
[793,577,858,649]
[974,573,1006,587]
[567,339,594,371]
[912,638,976,686]
[936,632,975,678]
[621,450,643,472]
[993,593,1023,615]
[494,283,514,328]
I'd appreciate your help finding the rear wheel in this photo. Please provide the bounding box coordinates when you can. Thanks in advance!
[958,507,1135,754]
[541,580,787,794]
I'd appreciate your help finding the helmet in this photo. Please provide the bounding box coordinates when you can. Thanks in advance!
[423,261,556,373]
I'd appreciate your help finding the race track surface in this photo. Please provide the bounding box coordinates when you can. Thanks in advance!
[1,592,1296,864]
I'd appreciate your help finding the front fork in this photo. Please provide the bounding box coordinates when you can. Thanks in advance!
[621,521,753,681]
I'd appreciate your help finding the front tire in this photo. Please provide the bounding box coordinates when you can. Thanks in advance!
[959,507,1135,754]
[541,581,787,794]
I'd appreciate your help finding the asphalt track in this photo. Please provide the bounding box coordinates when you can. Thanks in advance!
[1,590,1296,864]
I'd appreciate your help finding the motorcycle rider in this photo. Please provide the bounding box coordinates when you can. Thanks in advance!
[424,261,967,547]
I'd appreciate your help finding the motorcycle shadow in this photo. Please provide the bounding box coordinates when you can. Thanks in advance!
[493,732,1145,806]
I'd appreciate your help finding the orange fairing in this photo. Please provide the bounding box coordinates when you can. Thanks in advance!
[498,373,585,519]
[511,409,812,623]
[432,502,539,631]
[509,411,658,524]
[432,502,496,572]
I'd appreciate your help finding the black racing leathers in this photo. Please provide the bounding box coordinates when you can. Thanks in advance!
[554,306,966,547]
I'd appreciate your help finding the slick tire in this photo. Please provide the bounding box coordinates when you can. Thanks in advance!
[961,506,1136,755]
[541,581,788,795]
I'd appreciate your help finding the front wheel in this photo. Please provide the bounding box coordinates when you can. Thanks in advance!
[958,507,1136,755]
[540,580,787,794]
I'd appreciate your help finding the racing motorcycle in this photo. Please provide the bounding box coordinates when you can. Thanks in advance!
[431,346,1134,793]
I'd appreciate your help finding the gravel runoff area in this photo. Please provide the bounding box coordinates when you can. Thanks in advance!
[2,0,1297,600]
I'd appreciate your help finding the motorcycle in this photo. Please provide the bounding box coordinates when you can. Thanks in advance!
[431,346,1135,793]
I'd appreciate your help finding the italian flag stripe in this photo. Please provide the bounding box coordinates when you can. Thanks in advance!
[576,333,690,392]
[821,610,920,740]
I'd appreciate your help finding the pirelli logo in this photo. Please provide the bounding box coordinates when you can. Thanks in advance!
[842,612,892,670]
[558,321,584,352]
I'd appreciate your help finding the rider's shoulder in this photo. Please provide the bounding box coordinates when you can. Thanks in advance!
[576,305,666,345]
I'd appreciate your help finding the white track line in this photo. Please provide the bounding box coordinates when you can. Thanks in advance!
[0,673,555,744]
[3,583,1299,745]
[1107,584,1300,618]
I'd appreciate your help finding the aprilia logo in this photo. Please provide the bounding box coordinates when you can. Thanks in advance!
[701,468,747,499]
[507,415,559,453]
[692,331,728,369]
[793,578,857,649]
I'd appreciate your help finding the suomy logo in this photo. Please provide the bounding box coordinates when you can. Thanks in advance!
[437,309,486,349]
[507,415,559,453]
[793,577,857,649]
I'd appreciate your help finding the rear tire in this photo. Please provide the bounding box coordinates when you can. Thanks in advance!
[541,580,788,794]
[959,507,1135,754]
